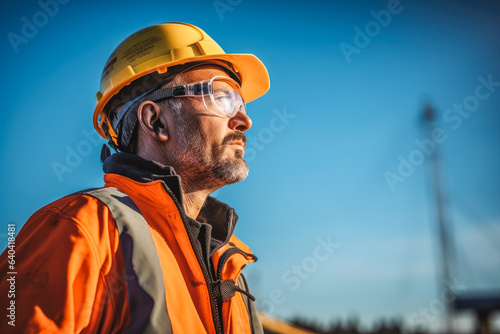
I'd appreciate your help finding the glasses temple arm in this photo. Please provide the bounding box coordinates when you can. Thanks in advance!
[149,86,186,102]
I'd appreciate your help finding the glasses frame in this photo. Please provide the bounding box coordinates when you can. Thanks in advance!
[109,76,246,134]
[150,75,246,118]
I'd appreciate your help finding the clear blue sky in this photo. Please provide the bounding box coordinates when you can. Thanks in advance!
[1,0,500,332]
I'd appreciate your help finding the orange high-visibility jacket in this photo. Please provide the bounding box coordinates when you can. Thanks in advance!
[0,154,262,333]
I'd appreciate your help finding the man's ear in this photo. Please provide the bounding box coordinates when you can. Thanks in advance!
[137,101,169,141]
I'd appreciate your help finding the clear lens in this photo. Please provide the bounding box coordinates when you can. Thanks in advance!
[158,76,246,117]
[193,76,245,117]
[210,77,246,117]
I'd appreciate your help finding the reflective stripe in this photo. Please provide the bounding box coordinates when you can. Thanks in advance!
[237,274,264,334]
[81,187,173,334]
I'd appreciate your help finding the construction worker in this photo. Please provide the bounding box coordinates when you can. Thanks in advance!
[0,22,270,333]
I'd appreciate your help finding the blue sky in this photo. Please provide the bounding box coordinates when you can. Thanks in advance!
[1,0,500,332]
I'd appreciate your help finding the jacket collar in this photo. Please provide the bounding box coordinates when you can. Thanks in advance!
[102,152,238,256]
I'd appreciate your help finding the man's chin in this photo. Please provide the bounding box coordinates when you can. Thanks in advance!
[214,159,249,185]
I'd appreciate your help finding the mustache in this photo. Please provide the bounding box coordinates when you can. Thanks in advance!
[222,132,247,146]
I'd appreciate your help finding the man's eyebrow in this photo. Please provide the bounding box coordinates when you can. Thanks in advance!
[215,88,232,94]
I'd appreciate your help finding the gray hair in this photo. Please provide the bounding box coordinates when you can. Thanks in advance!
[115,72,185,153]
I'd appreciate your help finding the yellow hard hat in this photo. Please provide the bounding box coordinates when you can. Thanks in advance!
[93,22,270,143]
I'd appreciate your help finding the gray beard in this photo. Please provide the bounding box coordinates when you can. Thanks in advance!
[169,137,249,192]
[211,154,249,184]
[165,105,249,192]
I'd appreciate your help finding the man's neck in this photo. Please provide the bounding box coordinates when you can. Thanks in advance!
[182,188,216,219]
[136,151,224,219]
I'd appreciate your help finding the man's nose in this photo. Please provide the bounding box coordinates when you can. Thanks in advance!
[228,110,252,132]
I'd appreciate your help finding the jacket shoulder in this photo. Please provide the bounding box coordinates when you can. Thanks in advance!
[20,189,122,268]
[0,189,129,332]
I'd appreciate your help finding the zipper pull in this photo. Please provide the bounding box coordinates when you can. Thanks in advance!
[210,279,256,302]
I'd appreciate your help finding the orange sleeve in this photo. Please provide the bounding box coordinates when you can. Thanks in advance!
[0,195,130,333]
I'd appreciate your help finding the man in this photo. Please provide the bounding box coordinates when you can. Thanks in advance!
[0,22,270,333]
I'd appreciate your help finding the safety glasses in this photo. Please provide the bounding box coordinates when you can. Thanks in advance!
[149,75,246,117]
[109,76,246,138]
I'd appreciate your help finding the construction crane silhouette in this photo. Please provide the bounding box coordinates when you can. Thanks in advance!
[422,104,500,334]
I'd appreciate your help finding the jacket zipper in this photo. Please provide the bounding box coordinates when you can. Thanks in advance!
[216,248,257,279]
[160,184,224,334]
[216,247,258,334]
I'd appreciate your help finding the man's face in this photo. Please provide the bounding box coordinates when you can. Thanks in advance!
[164,66,253,191]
